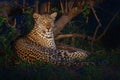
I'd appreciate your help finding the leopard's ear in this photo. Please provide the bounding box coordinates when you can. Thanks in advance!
[50,12,57,19]
[33,13,39,19]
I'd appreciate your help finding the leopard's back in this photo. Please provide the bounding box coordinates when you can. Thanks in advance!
[15,37,88,66]
[15,37,55,64]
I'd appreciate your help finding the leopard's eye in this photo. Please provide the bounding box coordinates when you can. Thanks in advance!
[42,30,46,34]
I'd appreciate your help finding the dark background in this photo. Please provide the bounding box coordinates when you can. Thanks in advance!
[0,0,120,80]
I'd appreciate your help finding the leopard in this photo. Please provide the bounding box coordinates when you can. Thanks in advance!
[14,12,89,66]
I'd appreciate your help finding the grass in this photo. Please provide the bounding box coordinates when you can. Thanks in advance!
[0,48,120,80]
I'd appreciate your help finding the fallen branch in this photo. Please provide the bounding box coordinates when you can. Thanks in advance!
[56,43,81,51]
[55,33,94,41]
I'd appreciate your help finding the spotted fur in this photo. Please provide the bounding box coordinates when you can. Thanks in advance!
[15,12,88,66]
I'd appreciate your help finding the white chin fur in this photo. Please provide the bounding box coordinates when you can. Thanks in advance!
[45,32,53,38]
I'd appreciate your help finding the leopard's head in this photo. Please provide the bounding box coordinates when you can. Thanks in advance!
[33,12,57,39]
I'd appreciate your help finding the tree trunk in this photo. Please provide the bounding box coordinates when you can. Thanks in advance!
[54,9,83,36]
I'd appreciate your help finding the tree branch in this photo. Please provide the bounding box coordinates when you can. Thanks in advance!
[54,1,87,36]
[89,0,102,51]
[5,18,16,27]
[34,0,39,13]
[60,0,64,14]
[22,0,26,13]
[57,43,81,51]
[91,6,102,26]
[47,0,51,13]
[55,33,94,41]
[68,0,75,12]
[40,1,51,14]
[56,43,91,55]
[65,0,68,13]
[97,11,119,40]
[2,9,16,27]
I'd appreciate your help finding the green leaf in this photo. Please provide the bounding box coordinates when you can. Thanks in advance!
[0,16,5,27]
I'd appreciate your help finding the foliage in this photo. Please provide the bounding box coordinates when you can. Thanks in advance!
[0,12,33,65]
[0,0,120,80]
[0,16,5,27]
[0,49,120,80]
[82,3,90,18]
[51,7,61,13]
[0,17,19,66]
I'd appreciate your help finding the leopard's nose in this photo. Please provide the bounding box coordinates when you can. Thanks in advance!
[46,26,50,30]
[46,25,51,31]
